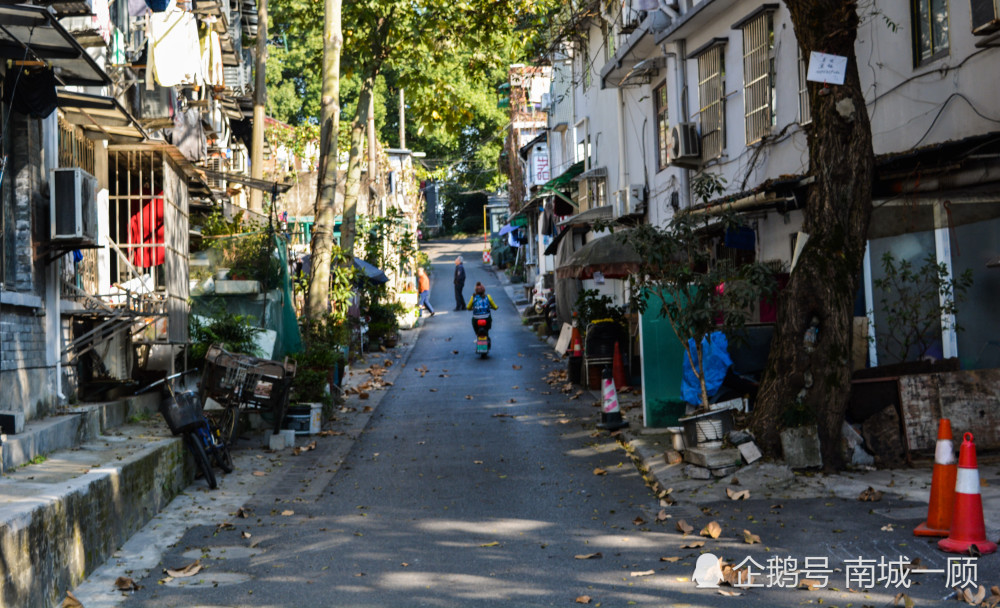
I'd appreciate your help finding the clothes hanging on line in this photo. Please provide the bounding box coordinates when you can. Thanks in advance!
[146,1,203,89]
[128,195,165,268]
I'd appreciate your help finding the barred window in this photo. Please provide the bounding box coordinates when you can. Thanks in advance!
[741,10,775,144]
[797,47,811,124]
[913,0,949,65]
[697,43,726,160]
[654,82,669,171]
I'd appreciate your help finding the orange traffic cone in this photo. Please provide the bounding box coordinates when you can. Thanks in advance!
[612,341,629,390]
[914,419,957,537]
[570,326,583,358]
[938,433,997,555]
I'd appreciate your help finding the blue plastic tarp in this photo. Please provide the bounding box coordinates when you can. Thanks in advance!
[681,331,732,405]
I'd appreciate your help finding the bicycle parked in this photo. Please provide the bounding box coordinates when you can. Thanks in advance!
[140,370,234,490]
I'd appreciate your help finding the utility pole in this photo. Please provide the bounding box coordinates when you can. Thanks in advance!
[249,0,268,214]
[398,88,405,149]
[367,92,378,215]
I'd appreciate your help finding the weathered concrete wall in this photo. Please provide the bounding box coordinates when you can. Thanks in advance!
[0,439,189,608]
[1,303,52,420]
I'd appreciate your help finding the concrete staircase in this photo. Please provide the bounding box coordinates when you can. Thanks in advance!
[0,395,192,608]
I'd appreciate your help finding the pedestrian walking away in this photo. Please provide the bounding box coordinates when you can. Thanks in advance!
[417,266,434,316]
[453,256,466,310]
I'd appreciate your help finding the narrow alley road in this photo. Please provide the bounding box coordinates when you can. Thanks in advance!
[113,240,684,607]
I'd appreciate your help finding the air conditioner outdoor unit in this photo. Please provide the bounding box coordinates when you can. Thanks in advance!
[669,123,700,165]
[50,167,98,244]
[971,0,1000,35]
[627,183,647,215]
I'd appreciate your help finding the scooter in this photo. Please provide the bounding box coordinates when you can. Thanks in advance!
[474,317,491,358]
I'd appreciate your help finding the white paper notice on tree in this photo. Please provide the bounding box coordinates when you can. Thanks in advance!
[806,51,848,85]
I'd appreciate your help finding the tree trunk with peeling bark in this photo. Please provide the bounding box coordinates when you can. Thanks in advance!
[750,0,875,470]
[306,0,343,320]
[339,75,376,261]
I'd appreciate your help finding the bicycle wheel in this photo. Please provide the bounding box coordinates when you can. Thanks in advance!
[215,405,241,446]
[212,432,234,473]
[184,431,217,489]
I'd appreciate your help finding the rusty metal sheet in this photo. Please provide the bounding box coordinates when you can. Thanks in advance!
[899,369,1000,452]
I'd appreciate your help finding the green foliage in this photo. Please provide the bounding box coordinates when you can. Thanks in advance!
[193,211,282,290]
[574,289,627,330]
[872,252,973,363]
[189,312,264,368]
[292,315,348,403]
[365,300,407,342]
[614,172,777,409]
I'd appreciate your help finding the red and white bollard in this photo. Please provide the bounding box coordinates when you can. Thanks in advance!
[597,365,627,431]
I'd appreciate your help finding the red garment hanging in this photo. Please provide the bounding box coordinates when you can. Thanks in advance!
[128,195,165,267]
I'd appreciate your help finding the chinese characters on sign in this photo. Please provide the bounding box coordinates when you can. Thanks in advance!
[806,51,848,85]
[533,151,550,185]
[708,555,979,590]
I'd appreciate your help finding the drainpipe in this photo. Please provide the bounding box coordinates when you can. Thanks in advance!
[616,87,628,215]
[675,40,691,209]
[42,113,65,402]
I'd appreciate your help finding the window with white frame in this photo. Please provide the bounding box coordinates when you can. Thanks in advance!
[654,82,669,171]
[912,0,949,65]
[797,46,811,124]
[604,21,616,62]
[697,42,726,160]
[741,9,776,144]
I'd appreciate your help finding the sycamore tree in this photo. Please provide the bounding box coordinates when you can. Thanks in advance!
[750,1,875,469]
[336,0,548,258]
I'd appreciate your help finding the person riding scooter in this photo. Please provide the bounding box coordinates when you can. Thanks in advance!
[467,282,499,354]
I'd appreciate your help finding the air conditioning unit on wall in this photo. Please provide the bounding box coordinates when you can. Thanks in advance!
[971,0,1000,35]
[669,123,701,167]
[50,167,98,244]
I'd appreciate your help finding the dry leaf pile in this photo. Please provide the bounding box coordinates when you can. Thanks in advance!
[858,486,884,502]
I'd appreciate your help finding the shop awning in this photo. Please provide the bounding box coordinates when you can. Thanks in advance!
[555,231,640,280]
[0,5,112,87]
[57,91,147,142]
[512,160,586,221]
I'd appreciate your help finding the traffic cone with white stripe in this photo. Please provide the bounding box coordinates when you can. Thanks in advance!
[597,365,627,431]
[938,433,997,555]
[914,419,957,537]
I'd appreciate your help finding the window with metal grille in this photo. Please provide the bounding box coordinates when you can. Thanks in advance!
[797,47,811,124]
[741,10,775,144]
[654,82,669,171]
[697,44,726,160]
[912,0,950,65]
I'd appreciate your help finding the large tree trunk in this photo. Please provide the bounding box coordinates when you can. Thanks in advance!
[751,0,874,470]
[305,0,343,320]
[339,74,376,260]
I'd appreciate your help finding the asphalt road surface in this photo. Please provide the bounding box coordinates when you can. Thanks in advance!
[106,239,997,607]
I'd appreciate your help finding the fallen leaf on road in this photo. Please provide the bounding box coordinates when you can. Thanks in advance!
[242,531,251,539]
[575,596,591,604]
[474,460,483,464]
[727,487,750,500]
[631,570,655,577]
[62,591,84,607]
[717,589,742,597]
[894,592,914,608]
[236,507,252,518]
[292,441,317,456]
[359,392,370,400]
[507,398,517,403]
[479,541,500,548]
[676,520,694,535]
[575,553,603,560]
[281,510,294,516]
[465,395,474,400]
[633,516,646,526]
[963,586,987,605]
[512,365,522,370]
[881,523,895,532]
[656,509,670,522]
[701,521,722,539]
[680,540,705,549]
[216,522,235,532]
[859,486,883,502]
[743,529,761,544]
[115,576,141,591]
[165,560,202,578]
[429,389,437,392]
[452,350,459,355]
[660,556,682,562]
[362,405,373,412]
[593,468,608,476]
[798,579,824,591]
[252,471,268,477]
